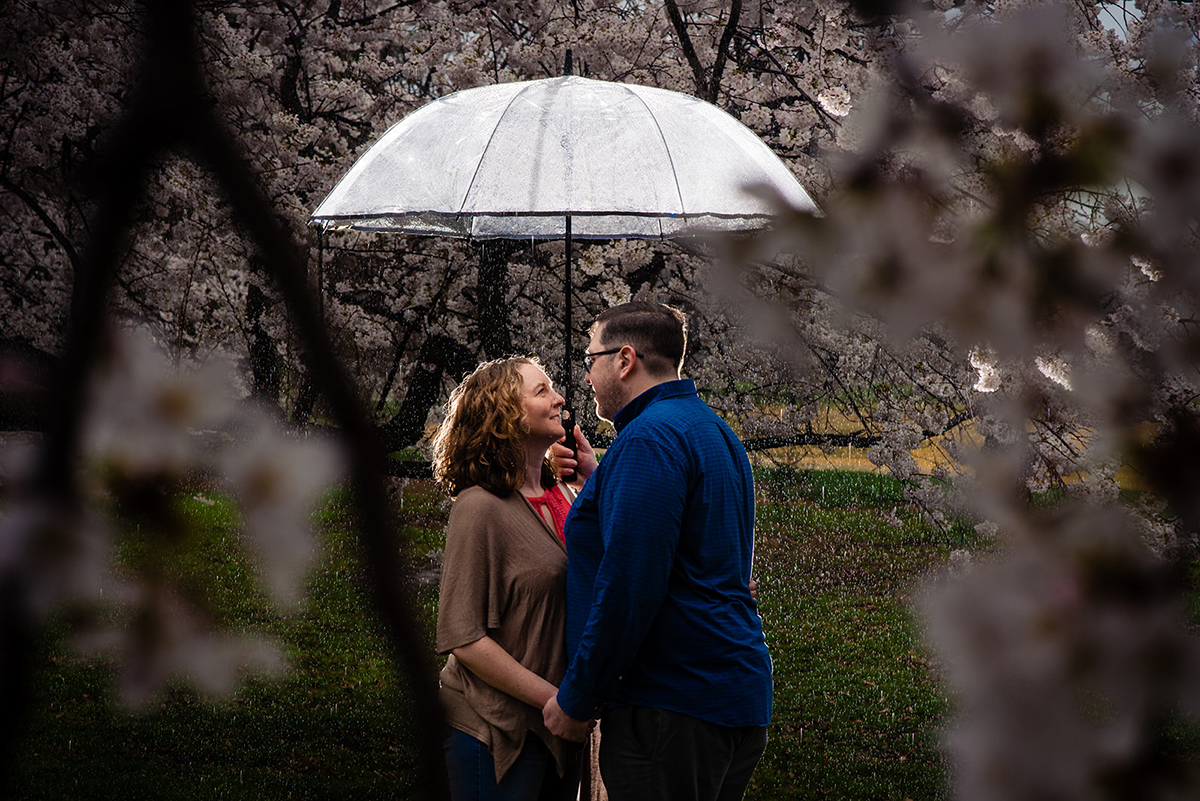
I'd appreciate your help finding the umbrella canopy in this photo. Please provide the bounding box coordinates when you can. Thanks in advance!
[310,75,818,237]
[310,74,817,465]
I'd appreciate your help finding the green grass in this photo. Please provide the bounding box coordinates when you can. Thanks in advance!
[745,468,961,800]
[8,469,964,799]
[9,490,435,800]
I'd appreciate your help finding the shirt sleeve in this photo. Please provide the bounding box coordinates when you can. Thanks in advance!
[436,491,501,654]
[557,432,687,719]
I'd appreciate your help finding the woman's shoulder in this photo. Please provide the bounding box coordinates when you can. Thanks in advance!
[453,485,516,513]
[446,487,511,544]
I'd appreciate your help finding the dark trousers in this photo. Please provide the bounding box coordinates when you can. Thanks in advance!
[599,706,768,801]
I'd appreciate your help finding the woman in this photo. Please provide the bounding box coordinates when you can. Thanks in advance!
[431,356,585,801]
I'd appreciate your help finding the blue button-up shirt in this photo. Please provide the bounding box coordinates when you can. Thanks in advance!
[558,380,772,726]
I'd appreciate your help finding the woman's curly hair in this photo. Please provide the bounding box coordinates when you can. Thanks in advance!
[431,356,558,498]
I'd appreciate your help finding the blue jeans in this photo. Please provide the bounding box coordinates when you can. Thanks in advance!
[443,726,580,801]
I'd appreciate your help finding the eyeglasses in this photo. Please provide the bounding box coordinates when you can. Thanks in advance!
[583,347,643,372]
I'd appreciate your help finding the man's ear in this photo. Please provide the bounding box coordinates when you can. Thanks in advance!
[616,345,638,378]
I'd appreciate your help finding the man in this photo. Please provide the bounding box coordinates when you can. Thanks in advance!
[543,301,772,801]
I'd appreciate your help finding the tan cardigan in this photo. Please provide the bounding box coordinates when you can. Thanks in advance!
[436,484,575,783]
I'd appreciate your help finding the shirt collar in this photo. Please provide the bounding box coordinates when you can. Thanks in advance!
[612,379,696,433]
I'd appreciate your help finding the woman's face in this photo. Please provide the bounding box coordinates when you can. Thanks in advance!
[517,362,566,444]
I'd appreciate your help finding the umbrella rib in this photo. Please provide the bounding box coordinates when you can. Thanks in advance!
[456,83,539,227]
[618,84,686,234]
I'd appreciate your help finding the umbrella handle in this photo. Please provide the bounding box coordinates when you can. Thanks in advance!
[560,405,577,482]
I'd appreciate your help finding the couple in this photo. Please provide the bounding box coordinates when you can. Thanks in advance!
[433,302,772,801]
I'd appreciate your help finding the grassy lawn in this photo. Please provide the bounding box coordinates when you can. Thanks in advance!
[748,469,969,800]
[7,470,969,799]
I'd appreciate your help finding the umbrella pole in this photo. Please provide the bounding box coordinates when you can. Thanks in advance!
[562,51,576,438]
[562,51,577,474]
[562,214,577,475]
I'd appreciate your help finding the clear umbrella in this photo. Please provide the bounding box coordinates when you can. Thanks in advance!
[310,71,818,452]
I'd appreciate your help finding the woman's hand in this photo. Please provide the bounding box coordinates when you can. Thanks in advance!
[543,695,593,743]
[552,425,598,487]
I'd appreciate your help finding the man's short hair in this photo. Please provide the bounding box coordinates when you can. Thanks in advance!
[592,301,687,377]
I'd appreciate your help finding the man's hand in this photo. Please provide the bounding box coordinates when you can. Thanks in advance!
[543,695,592,742]
[551,425,598,486]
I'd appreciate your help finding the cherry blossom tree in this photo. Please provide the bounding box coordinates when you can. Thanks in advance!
[1,0,891,450]
[6,0,1200,797]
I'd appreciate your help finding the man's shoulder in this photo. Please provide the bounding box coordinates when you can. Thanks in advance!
[613,400,740,467]
[616,400,693,444]
[636,393,730,437]
[643,387,712,420]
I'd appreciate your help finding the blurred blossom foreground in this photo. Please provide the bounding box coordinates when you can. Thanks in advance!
[732,1,1200,797]
[0,330,342,704]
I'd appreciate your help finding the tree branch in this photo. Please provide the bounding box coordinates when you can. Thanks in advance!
[709,0,742,102]
[663,0,710,100]
[0,174,83,276]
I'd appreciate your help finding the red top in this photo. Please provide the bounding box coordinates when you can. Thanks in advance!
[525,485,570,544]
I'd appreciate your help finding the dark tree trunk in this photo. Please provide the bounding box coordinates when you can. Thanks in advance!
[0,339,56,432]
[378,333,476,452]
[246,284,283,404]
[476,240,518,359]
